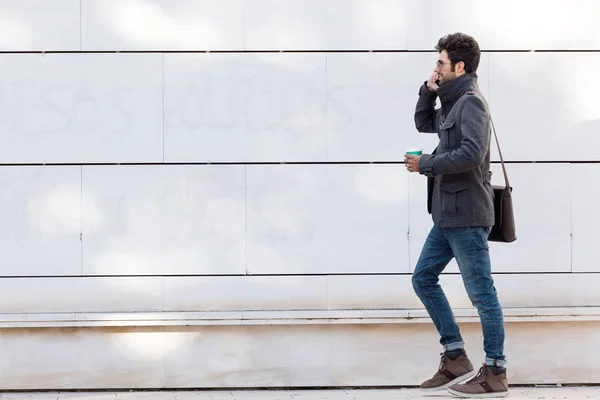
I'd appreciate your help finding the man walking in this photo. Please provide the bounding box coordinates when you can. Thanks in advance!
[404,33,509,398]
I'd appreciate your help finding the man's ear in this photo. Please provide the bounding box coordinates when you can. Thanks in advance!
[456,60,466,73]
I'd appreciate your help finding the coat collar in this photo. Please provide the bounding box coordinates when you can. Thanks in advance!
[437,72,479,115]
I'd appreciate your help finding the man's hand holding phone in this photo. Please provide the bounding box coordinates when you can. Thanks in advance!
[427,70,440,93]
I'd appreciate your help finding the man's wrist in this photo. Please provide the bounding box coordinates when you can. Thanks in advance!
[419,81,437,96]
[418,154,435,176]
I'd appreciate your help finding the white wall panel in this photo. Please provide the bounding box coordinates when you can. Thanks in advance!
[409,164,571,273]
[0,0,80,51]
[0,277,162,313]
[489,52,600,162]
[245,0,407,50]
[328,275,419,310]
[81,0,244,51]
[407,0,570,50]
[164,53,327,162]
[164,276,328,311]
[329,322,600,386]
[327,52,489,161]
[165,325,332,387]
[0,166,81,276]
[246,165,409,274]
[0,327,167,389]
[571,164,599,272]
[1,272,599,315]
[1,323,600,388]
[0,323,599,388]
[164,52,493,163]
[81,166,246,276]
[0,54,163,164]
[568,0,600,50]
[328,274,600,311]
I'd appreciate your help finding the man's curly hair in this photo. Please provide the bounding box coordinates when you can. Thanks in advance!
[435,33,481,73]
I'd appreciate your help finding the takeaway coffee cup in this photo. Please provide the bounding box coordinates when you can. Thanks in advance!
[405,147,423,156]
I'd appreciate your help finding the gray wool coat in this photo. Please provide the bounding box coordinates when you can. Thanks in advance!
[414,73,495,228]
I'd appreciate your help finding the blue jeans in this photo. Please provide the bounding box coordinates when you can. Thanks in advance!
[412,224,506,367]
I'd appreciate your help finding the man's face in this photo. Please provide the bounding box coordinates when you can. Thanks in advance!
[435,50,459,86]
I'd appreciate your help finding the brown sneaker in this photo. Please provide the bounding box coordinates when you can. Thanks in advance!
[448,364,509,398]
[419,350,475,391]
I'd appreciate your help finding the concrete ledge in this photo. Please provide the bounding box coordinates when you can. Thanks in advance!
[1,307,599,328]
[0,320,599,388]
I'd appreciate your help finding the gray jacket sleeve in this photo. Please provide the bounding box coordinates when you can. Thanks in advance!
[414,82,441,133]
[418,95,490,177]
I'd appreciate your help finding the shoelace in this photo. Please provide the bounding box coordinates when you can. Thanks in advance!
[465,365,488,385]
[432,353,448,377]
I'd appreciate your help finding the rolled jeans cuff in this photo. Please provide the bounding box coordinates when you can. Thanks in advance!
[486,357,507,367]
[443,341,465,352]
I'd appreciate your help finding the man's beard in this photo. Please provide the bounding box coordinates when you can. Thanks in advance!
[438,70,456,86]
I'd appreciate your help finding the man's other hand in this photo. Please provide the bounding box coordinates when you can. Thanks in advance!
[404,154,421,173]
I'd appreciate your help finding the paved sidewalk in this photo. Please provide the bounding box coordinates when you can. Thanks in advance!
[1,387,600,400]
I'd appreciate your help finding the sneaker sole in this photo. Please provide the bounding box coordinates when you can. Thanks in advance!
[419,370,478,392]
[447,388,509,398]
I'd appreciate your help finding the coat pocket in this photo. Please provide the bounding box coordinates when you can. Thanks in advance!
[440,120,457,148]
[440,181,469,215]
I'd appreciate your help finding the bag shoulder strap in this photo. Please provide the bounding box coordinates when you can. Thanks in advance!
[466,90,511,190]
